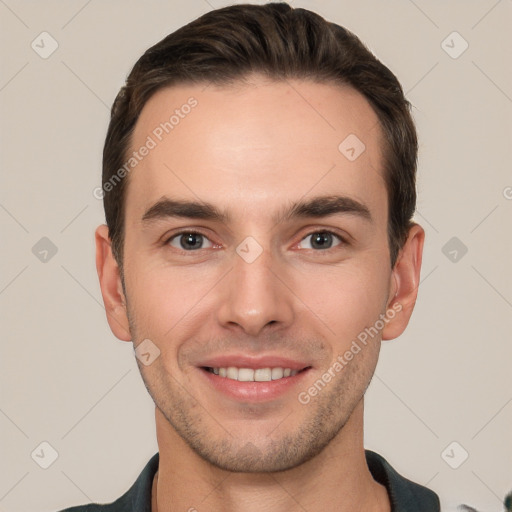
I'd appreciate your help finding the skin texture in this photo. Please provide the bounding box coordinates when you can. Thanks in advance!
[95,76,424,512]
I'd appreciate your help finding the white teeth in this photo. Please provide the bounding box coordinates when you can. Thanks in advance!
[271,367,284,380]
[238,368,254,382]
[210,366,300,381]
[254,368,272,381]
[226,367,238,380]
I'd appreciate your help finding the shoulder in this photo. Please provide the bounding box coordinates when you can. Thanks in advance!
[365,449,441,511]
[57,505,114,512]
[54,453,159,512]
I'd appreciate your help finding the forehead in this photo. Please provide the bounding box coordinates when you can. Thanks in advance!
[125,77,386,223]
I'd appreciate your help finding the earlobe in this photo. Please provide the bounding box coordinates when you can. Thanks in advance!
[382,223,425,341]
[95,224,132,341]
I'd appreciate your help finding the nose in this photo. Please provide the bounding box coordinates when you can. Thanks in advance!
[215,244,295,337]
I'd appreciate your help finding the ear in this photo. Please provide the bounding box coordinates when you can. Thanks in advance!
[382,223,425,341]
[95,224,131,341]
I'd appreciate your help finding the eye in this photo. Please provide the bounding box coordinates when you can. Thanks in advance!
[297,231,344,250]
[167,231,214,251]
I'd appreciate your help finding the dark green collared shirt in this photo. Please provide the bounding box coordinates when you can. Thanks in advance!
[57,450,440,511]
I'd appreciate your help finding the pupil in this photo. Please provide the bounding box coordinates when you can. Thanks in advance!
[181,233,202,250]
[311,232,332,249]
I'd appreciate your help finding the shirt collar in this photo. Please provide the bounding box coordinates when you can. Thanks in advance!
[120,450,440,512]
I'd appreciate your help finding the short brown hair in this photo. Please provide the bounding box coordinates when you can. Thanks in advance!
[102,2,417,270]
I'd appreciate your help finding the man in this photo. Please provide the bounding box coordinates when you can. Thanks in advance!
[61,2,440,510]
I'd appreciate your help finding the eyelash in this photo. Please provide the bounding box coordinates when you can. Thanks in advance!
[163,229,348,253]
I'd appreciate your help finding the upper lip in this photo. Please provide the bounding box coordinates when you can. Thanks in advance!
[197,354,311,371]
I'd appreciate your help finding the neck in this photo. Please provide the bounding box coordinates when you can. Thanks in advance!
[152,400,390,512]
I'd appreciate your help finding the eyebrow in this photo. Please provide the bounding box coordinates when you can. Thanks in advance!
[141,195,372,225]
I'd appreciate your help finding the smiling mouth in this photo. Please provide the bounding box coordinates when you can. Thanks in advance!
[202,366,310,382]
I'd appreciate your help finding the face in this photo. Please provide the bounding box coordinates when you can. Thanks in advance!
[99,76,419,473]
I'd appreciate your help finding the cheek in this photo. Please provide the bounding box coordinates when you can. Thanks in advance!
[124,256,217,339]
[293,260,390,347]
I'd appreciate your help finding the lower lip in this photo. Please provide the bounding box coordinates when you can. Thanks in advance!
[198,368,311,402]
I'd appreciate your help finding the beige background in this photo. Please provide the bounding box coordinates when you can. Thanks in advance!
[1,1,511,510]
